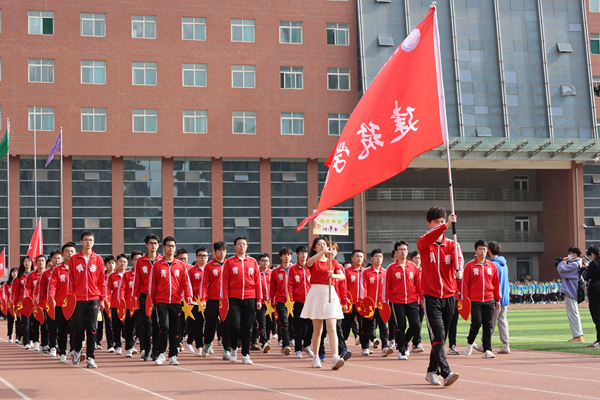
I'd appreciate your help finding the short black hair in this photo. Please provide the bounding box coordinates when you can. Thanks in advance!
[163,236,176,246]
[474,239,487,250]
[587,245,600,258]
[104,255,116,264]
[131,250,143,260]
[370,248,383,257]
[394,240,408,251]
[144,234,160,245]
[409,250,419,260]
[295,245,308,254]
[426,207,446,223]
[195,247,208,256]
[50,249,62,258]
[116,253,128,262]
[35,254,47,262]
[80,230,95,240]
[569,246,582,257]
[351,249,363,257]
[62,242,77,252]
[234,236,247,246]
[487,241,501,256]
[213,241,227,251]
[258,253,270,261]
[176,248,188,256]
[279,247,292,256]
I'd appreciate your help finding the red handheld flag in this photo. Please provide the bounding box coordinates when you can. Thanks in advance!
[27,219,44,266]
[0,248,5,277]
[298,7,447,231]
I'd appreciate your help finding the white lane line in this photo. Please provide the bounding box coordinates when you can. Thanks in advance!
[173,365,315,400]
[455,333,565,342]
[0,375,32,400]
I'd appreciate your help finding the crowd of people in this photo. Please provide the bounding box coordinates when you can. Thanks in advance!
[508,280,563,304]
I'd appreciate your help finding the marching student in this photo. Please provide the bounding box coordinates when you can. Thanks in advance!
[13,256,33,348]
[463,240,501,359]
[270,247,293,356]
[134,234,163,361]
[406,250,425,353]
[385,241,422,360]
[302,236,345,370]
[68,231,106,368]
[222,236,262,365]
[417,207,463,387]
[201,241,231,359]
[26,255,47,352]
[288,245,314,359]
[99,256,116,352]
[255,253,273,352]
[360,249,393,357]
[38,250,62,356]
[150,236,192,365]
[342,250,365,347]
[488,241,510,354]
[107,254,128,355]
[4,268,18,342]
[186,247,209,356]
[119,251,143,357]
[176,248,193,353]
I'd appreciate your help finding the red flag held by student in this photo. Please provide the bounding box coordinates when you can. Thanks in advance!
[297,6,447,231]
[0,248,5,277]
[27,219,44,266]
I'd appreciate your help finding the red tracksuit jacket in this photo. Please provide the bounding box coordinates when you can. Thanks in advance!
[187,264,206,303]
[119,269,136,308]
[12,273,27,303]
[48,263,69,305]
[259,269,271,304]
[201,260,225,302]
[288,263,311,303]
[134,254,163,297]
[462,259,501,303]
[68,251,106,301]
[384,261,422,304]
[344,265,366,305]
[417,224,464,299]
[25,270,43,299]
[222,255,262,301]
[37,267,55,304]
[270,264,291,303]
[362,266,386,303]
[149,258,192,304]
[106,271,124,306]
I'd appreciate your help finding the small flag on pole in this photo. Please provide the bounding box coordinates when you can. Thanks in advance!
[45,132,61,167]
[27,219,44,266]
[0,129,8,159]
[0,248,5,277]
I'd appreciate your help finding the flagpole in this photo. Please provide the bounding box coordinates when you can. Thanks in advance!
[6,118,10,271]
[60,127,63,245]
[34,106,37,221]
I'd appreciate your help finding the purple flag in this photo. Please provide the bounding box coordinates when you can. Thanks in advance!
[45,132,61,167]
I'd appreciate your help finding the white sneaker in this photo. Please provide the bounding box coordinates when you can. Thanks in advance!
[382,347,393,357]
[290,339,295,347]
[196,348,203,357]
[107,347,115,353]
[311,355,322,368]
[125,349,133,358]
[373,338,380,349]
[8,338,13,343]
[170,356,179,365]
[482,350,496,358]
[24,343,33,350]
[154,353,166,365]
[242,355,253,365]
[398,352,408,360]
[49,348,57,358]
[444,372,459,386]
[140,350,145,358]
[72,350,83,365]
[115,347,122,355]
[412,343,424,352]
[498,344,511,354]
[59,354,67,363]
[185,343,195,354]
[390,339,396,350]
[425,372,442,385]
[332,354,344,370]
[295,351,303,359]
[303,347,314,357]
[230,349,238,363]
[361,349,370,356]
[283,346,292,355]
[464,343,473,356]
[222,350,231,360]
[209,346,214,355]
[33,342,40,352]
[354,336,360,346]
[473,343,484,352]
[132,348,138,354]
[95,343,102,350]
[262,343,271,353]
[87,358,98,368]
[405,348,410,357]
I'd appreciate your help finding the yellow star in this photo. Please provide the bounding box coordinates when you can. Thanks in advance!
[285,294,294,317]
[265,301,275,317]
[182,299,195,321]
[196,295,205,318]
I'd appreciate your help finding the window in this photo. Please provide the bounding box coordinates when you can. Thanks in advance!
[28,107,54,131]
[182,17,206,40]
[327,68,350,90]
[132,15,156,39]
[132,109,157,132]
[29,11,54,35]
[28,59,54,83]
[592,0,600,12]
[592,34,600,55]
[232,111,256,134]
[515,216,530,231]
[516,258,531,279]
[81,13,106,37]
[280,67,303,89]
[81,108,107,132]
[280,21,302,44]
[183,110,207,133]
[81,60,106,84]
[231,65,255,88]
[281,112,304,135]
[328,113,350,135]
[327,23,349,45]
[132,62,157,85]
[231,19,254,42]
[182,63,206,87]
[514,175,529,190]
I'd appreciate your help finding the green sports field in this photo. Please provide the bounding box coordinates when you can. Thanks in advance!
[454,305,599,355]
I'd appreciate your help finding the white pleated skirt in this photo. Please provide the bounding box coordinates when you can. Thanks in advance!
[300,284,344,320]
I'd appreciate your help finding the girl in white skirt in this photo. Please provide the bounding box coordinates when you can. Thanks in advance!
[302,236,346,370]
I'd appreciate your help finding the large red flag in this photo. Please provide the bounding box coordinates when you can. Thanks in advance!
[0,248,5,277]
[27,219,44,266]
[297,6,447,231]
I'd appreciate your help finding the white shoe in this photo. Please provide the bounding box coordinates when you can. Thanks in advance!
[262,343,271,353]
[464,343,473,356]
[107,347,115,353]
[209,346,214,355]
[354,336,360,346]
[425,372,441,385]
[132,348,138,354]
[170,356,179,365]
[115,347,122,355]
[290,339,295,347]
[473,343,484,352]
[303,347,314,357]
[368,349,373,354]
[295,351,303,359]
[185,343,195,354]
[373,338,380,349]
[311,355,322,368]
[140,350,145,358]
[59,354,67,363]
[8,338,13,343]
[72,350,83,365]
[498,344,511,354]
[361,349,370,356]
[332,354,344,370]
[398,352,408,360]
[390,339,396,350]
[444,372,459,386]
[405,348,410,357]
[95,343,102,350]
[49,348,57,358]
[272,333,278,340]
[33,342,40,352]
[87,358,98,368]
[24,343,33,350]
[230,349,238,363]
[382,347,393,357]
[283,346,292,355]
[125,349,133,358]
[196,348,203,357]
[482,350,496,358]
[412,343,424,352]
[242,355,253,365]
[154,353,166,365]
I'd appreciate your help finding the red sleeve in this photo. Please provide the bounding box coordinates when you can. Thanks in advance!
[201,267,210,302]
[254,260,262,302]
[183,267,192,300]
[222,260,229,299]
[462,263,470,300]
[415,268,423,298]
[68,261,75,297]
[333,259,344,275]
[338,279,348,305]
[384,267,392,303]
[133,264,142,297]
[417,224,447,251]
[455,242,464,272]
[287,268,295,303]
[98,258,106,301]
[25,274,34,298]
[269,267,277,302]
[150,265,157,304]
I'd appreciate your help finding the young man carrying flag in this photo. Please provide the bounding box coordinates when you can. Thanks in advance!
[25,255,46,352]
[38,250,62,357]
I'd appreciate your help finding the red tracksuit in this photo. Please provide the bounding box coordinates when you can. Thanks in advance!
[149,259,192,304]
[106,271,124,306]
[270,265,291,303]
[119,270,136,308]
[48,263,69,305]
[134,254,163,297]
[287,264,311,303]
[462,259,501,303]
[37,267,55,304]
[222,255,262,300]
[344,265,366,304]
[187,264,206,303]
[25,271,43,299]
[68,251,106,301]
[362,266,386,303]
[384,261,422,304]
[259,269,271,304]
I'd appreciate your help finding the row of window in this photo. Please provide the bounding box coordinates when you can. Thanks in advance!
[26,107,350,135]
[20,58,350,90]
[24,11,350,45]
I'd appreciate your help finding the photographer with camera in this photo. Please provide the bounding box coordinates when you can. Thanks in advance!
[556,247,584,343]
[584,245,600,348]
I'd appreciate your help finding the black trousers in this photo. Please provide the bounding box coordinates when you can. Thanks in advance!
[391,302,420,354]
[137,293,152,354]
[179,302,187,345]
[111,308,124,349]
[423,295,454,378]
[448,301,459,347]
[360,309,388,349]
[31,315,48,346]
[341,308,361,340]
[46,311,57,348]
[189,306,205,348]
[292,302,313,352]
[99,309,114,348]
[156,303,181,358]
[124,310,136,350]
[7,313,15,338]
[388,301,396,342]
[204,299,230,351]
[228,297,256,356]
[404,304,425,346]
[19,315,30,345]
[71,300,99,359]
[254,304,268,345]
[55,306,72,356]
[275,302,290,348]
[467,300,495,351]
[588,289,600,343]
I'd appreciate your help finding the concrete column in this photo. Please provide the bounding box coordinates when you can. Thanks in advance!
[306,159,320,247]
[162,157,174,238]
[62,156,72,244]
[111,157,124,255]
[211,158,223,243]
[354,192,365,251]
[260,158,272,254]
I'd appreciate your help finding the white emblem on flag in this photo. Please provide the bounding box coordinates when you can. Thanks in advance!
[357,122,383,160]
[195,272,200,280]
[76,265,84,273]
[160,269,167,278]
[233,267,238,275]
[174,269,180,277]
[401,28,420,52]
[60,275,66,283]
[295,275,300,283]
[350,275,356,283]
[395,272,401,280]
[212,269,218,277]
[142,266,148,274]
[473,268,479,276]
[390,102,419,143]
[369,276,375,284]
[332,142,350,173]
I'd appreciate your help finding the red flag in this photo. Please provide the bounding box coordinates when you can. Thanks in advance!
[297,6,447,231]
[27,219,44,266]
[0,248,5,277]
